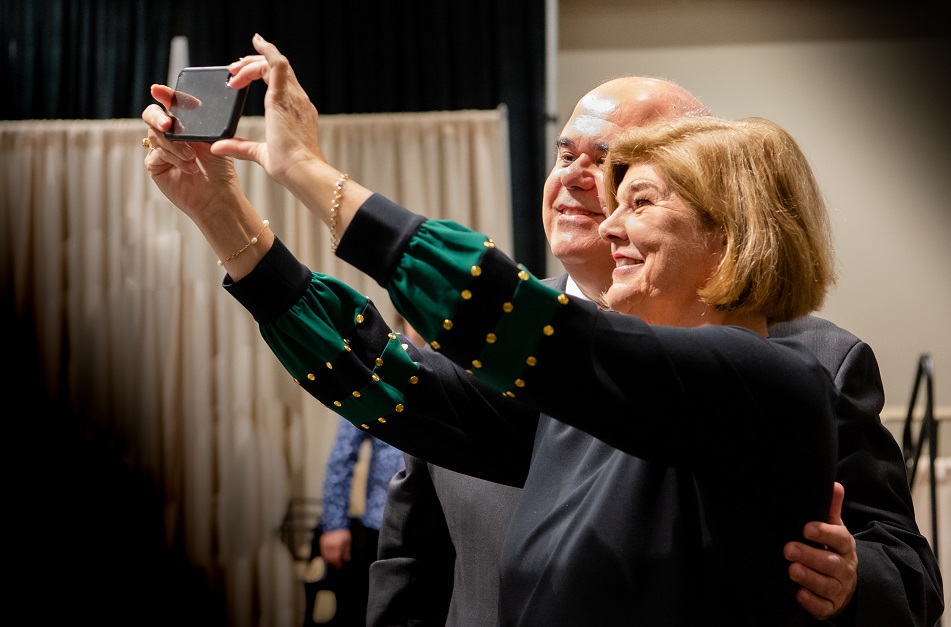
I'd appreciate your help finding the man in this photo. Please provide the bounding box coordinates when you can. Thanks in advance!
[367,77,944,626]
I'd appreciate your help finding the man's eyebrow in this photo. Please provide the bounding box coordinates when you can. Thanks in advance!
[555,137,610,154]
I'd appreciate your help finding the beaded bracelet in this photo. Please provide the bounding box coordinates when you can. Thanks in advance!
[217,220,270,267]
[329,173,350,252]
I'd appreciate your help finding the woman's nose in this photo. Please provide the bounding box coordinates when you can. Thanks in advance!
[598,210,625,242]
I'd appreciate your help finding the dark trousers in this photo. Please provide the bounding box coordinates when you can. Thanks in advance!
[304,519,379,627]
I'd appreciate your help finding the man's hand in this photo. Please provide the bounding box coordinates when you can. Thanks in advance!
[319,528,353,571]
[784,482,858,620]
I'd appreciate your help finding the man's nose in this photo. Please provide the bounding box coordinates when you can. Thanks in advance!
[562,155,598,190]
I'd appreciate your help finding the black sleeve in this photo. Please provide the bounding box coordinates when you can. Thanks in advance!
[770,316,944,626]
[830,340,944,626]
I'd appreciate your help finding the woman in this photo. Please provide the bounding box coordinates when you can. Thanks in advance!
[143,35,838,625]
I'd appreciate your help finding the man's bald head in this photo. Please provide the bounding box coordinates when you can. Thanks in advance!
[572,76,708,130]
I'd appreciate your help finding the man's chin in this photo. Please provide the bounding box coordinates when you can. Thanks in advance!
[552,239,609,262]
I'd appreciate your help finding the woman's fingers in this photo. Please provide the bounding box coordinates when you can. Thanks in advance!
[226,54,268,90]
[142,100,199,173]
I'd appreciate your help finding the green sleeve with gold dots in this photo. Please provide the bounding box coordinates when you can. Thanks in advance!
[259,272,422,432]
[257,218,569,425]
[224,221,540,485]
[251,197,570,430]
[386,219,568,396]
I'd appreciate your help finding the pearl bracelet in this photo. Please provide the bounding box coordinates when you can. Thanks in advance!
[329,173,350,252]
[217,220,270,267]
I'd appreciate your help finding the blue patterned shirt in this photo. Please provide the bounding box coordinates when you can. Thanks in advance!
[320,417,405,532]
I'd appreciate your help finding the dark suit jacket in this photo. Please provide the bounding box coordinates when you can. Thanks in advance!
[368,279,944,626]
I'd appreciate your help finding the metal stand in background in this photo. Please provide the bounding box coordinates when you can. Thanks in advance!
[901,354,940,627]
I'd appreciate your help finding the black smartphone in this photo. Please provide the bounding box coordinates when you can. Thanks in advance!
[164,66,249,142]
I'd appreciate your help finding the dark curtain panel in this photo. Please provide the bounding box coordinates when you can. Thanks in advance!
[2,0,548,274]
[2,0,172,120]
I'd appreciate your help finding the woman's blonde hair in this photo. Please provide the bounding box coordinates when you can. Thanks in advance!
[603,116,837,324]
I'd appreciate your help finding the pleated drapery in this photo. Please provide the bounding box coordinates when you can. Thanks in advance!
[0,109,512,627]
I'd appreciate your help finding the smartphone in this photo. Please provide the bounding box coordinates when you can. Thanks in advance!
[164,66,249,142]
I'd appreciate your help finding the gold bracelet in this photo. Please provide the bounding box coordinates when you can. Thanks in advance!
[217,220,270,267]
[329,173,350,252]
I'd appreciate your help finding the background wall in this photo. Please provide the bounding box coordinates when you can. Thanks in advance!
[554,0,950,449]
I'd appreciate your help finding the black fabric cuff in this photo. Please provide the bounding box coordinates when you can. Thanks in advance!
[222,236,312,324]
[336,193,427,287]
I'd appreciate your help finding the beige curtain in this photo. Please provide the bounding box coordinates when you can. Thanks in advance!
[0,110,512,627]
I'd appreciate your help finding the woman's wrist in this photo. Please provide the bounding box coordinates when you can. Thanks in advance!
[195,194,274,280]
[280,159,374,244]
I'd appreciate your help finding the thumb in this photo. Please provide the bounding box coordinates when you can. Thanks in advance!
[827,481,845,525]
[211,137,264,165]
[150,83,175,110]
